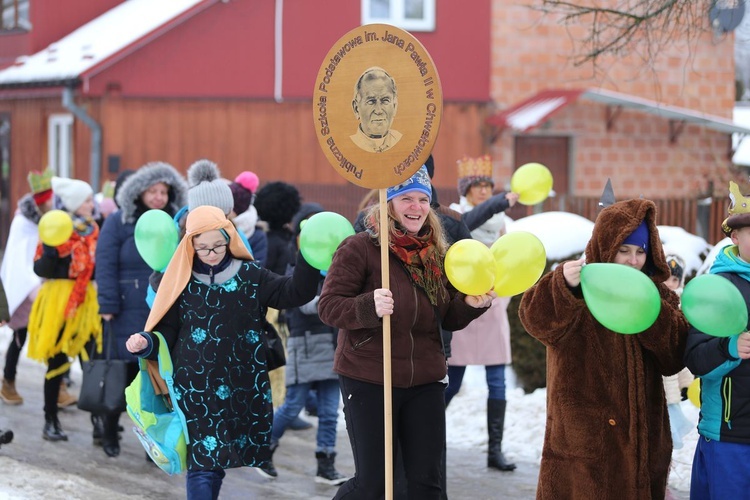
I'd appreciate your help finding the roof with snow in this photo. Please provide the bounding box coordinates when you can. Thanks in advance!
[488,88,750,136]
[0,0,206,87]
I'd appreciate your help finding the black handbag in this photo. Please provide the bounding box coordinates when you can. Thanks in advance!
[262,320,286,371]
[77,321,128,414]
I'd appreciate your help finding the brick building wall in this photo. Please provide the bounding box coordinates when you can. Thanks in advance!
[488,0,736,199]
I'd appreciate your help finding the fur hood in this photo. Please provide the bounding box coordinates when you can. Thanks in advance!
[17,193,42,225]
[585,198,670,283]
[116,162,187,224]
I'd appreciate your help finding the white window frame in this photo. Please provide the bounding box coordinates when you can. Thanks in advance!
[48,113,74,178]
[1,0,31,30]
[361,0,436,32]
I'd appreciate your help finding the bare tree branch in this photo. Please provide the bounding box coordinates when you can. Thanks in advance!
[532,0,712,68]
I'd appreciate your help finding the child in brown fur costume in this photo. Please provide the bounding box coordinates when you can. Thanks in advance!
[519,198,688,500]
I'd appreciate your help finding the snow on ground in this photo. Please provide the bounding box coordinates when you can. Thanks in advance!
[0,217,715,496]
[446,365,700,494]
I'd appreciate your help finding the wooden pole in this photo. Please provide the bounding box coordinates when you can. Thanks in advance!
[379,188,393,500]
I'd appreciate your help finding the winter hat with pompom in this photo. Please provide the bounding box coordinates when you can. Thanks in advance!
[187,159,233,216]
[234,171,259,194]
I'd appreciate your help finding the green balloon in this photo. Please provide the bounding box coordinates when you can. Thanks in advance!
[682,274,748,337]
[299,211,355,271]
[134,209,179,271]
[580,263,662,334]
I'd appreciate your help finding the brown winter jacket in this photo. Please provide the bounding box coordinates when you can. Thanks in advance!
[319,231,487,388]
[518,199,688,500]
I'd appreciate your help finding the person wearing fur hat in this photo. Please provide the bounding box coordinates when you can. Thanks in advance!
[319,166,495,498]
[519,199,688,499]
[684,181,750,499]
[254,181,301,276]
[27,176,102,442]
[0,168,56,406]
[94,161,187,457]
[125,205,320,499]
[446,155,520,473]
[253,181,306,430]
[230,174,268,265]
[263,202,349,485]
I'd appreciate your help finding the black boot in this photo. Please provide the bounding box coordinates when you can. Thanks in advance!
[256,442,278,478]
[102,413,121,457]
[487,399,515,471]
[0,428,13,448]
[91,414,104,446]
[43,415,68,442]
[315,451,348,485]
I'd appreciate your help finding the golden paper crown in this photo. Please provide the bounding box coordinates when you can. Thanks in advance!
[722,181,750,236]
[728,181,750,215]
[27,167,53,194]
[456,155,492,179]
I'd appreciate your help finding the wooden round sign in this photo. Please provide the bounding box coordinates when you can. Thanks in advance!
[313,24,443,189]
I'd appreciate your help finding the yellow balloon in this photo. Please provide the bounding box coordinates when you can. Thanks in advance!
[510,162,553,205]
[687,378,701,408]
[445,239,496,296]
[38,209,74,247]
[491,231,547,297]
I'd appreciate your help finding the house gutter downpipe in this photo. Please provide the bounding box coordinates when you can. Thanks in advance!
[62,87,101,191]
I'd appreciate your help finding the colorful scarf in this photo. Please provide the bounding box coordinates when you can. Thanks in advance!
[389,225,446,306]
[36,217,99,318]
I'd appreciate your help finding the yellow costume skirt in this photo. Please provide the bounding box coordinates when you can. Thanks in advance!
[27,280,102,379]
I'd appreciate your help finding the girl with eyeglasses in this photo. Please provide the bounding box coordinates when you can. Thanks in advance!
[125,205,319,499]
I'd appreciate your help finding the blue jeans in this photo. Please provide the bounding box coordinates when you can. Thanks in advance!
[186,469,225,500]
[272,378,340,453]
[445,364,506,406]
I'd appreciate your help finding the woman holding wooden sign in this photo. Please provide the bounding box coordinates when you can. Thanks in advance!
[318,166,494,499]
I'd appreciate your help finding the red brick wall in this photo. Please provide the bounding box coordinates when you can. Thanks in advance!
[488,0,735,199]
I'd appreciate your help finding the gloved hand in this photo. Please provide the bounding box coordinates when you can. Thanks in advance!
[41,244,59,257]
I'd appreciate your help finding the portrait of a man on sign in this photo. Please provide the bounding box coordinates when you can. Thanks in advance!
[350,67,403,153]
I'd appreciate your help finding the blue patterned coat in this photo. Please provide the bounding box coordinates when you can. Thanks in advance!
[144,255,318,470]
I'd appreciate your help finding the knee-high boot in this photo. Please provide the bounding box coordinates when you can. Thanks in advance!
[102,412,121,457]
[487,399,516,471]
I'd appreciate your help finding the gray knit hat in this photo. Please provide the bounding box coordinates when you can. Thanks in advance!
[187,159,233,216]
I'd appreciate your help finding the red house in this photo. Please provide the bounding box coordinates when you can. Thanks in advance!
[0,0,743,246]
[0,0,492,246]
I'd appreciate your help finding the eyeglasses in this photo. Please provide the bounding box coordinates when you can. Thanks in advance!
[195,244,228,257]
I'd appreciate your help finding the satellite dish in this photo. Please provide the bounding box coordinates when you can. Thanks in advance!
[710,0,746,33]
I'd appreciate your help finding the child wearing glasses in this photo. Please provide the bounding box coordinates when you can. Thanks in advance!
[125,205,319,499]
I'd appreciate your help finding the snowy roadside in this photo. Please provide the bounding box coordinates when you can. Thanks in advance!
[446,365,698,494]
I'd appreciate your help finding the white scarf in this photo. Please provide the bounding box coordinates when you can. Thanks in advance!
[450,196,507,246]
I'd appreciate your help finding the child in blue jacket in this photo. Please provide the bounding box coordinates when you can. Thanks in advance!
[685,181,750,499]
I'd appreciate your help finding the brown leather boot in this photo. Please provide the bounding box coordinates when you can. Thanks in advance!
[57,384,78,408]
[0,378,23,405]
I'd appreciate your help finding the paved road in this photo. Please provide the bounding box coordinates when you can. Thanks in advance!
[0,327,539,499]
